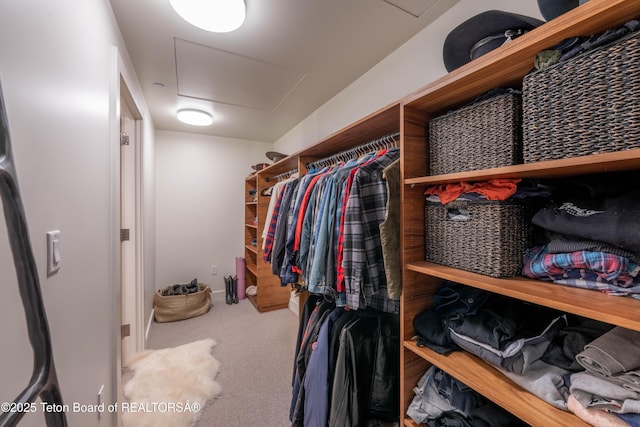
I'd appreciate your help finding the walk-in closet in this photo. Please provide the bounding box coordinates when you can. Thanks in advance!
[2,1,639,427]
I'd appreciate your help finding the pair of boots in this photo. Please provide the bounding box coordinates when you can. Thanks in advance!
[225,276,238,304]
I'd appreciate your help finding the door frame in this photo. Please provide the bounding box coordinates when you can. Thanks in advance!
[120,81,143,362]
[110,46,145,425]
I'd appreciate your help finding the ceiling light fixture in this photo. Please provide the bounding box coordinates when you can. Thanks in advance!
[177,109,214,126]
[169,0,246,33]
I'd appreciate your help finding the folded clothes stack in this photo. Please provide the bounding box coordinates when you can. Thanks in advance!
[414,282,577,409]
[569,327,640,425]
[523,175,640,300]
[412,282,640,424]
[407,366,527,426]
[424,178,551,204]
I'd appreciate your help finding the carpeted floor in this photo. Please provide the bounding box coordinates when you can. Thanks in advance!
[144,291,298,426]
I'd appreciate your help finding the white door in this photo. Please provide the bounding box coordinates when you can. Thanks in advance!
[120,97,138,364]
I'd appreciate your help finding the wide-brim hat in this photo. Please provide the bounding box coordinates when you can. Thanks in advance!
[266,151,287,162]
[443,10,544,72]
[537,0,582,21]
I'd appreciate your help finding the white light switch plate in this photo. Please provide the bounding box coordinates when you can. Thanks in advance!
[46,230,61,275]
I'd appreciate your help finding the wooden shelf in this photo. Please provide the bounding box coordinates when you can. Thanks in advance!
[246,263,257,277]
[403,341,590,427]
[406,261,640,331]
[247,294,258,309]
[244,244,257,254]
[403,0,640,114]
[405,149,640,185]
[247,293,289,313]
[399,2,640,425]
[244,223,257,229]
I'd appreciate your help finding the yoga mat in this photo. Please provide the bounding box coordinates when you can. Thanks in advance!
[235,257,246,300]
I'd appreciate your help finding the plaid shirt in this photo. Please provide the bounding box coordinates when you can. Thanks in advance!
[263,187,285,262]
[553,277,640,298]
[343,148,400,313]
[336,166,361,291]
[292,172,328,274]
[523,245,640,285]
[523,245,640,298]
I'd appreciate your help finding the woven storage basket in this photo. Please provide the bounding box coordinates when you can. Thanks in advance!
[154,283,211,323]
[522,30,640,163]
[425,200,532,278]
[429,93,522,175]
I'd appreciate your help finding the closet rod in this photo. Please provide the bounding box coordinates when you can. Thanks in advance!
[305,131,400,170]
[265,168,298,182]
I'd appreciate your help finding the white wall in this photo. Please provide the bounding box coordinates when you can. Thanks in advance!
[155,130,271,293]
[273,0,543,153]
[0,1,154,426]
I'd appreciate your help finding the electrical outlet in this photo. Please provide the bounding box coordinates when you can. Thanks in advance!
[210,265,217,275]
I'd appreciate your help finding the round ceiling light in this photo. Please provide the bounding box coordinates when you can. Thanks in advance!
[169,0,246,33]
[177,109,214,126]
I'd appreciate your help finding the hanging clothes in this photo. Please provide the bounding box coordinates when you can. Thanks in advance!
[380,158,401,300]
[290,297,399,427]
[271,179,300,276]
[343,147,400,313]
[261,144,400,313]
[308,159,363,295]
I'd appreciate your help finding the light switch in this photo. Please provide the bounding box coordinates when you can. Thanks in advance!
[47,230,61,275]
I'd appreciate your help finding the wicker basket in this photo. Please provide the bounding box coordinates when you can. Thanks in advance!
[522,30,640,163]
[154,283,211,323]
[425,200,532,278]
[428,93,522,175]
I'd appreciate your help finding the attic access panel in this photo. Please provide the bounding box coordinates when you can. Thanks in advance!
[175,38,306,111]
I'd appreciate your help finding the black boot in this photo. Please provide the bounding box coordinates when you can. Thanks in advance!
[231,275,239,304]
[224,276,233,305]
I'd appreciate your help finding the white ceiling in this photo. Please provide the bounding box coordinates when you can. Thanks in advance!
[109,0,457,142]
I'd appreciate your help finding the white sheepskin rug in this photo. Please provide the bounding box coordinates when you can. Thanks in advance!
[122,338,221,427]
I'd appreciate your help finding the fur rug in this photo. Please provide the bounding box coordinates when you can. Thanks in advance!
[122,338,221,427]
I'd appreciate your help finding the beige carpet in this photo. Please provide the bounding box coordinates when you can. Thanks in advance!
[144,292,298,426]
[122,338,221,427]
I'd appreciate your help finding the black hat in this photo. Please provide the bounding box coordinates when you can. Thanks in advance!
[443,10,544,72]
[537,0,582,21]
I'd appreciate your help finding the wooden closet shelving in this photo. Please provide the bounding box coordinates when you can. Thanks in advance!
[400,1,640,426]
[243,168,292,312]
[247,102,401,312]
[243,174,259,307]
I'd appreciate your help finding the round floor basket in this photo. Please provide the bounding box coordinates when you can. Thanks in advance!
[154,283,212,323]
